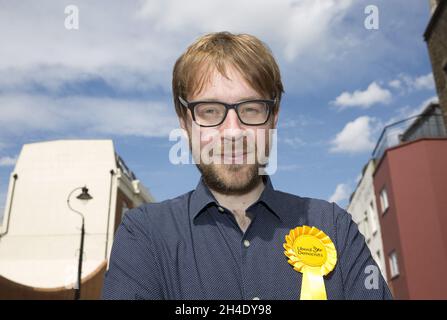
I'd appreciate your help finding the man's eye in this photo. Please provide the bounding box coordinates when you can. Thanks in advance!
[244,108,260,113]
[198,105,223,116]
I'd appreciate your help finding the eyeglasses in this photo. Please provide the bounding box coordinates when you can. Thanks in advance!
[178,96,276,127]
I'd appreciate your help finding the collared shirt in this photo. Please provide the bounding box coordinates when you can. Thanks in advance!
[102,176,392,300]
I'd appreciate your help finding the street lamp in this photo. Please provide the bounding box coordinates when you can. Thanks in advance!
[67,186,93,300]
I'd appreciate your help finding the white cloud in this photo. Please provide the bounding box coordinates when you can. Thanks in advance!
[0,1,176,69]
[332,82,392,110]
[388,79,401,89]
[328,183,351,204]
[333,73,434,113]
[0,156,17,167]
[0,0,360,143]
[0,94,178,138]
[0,1,179,95]
[0,0,355,94]
[0,0,430,102]
[138,0,353,62]
[0,65,170,97]
[389,73,435,93]
[413,73,435,90]
[330,116,376,154]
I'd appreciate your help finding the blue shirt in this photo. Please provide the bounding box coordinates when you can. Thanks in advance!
[102,176,392,300]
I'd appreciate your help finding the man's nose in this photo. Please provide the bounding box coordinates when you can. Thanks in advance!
[220,109,244,139]
[221,109,242,129]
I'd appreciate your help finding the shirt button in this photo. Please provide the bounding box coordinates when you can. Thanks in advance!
[252,297,260,300]
[243,240,250,248]
[217,206,225,213]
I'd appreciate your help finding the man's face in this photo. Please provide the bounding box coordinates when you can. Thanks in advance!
[179,65,279,195]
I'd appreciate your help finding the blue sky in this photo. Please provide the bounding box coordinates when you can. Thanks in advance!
[0,0,438,221]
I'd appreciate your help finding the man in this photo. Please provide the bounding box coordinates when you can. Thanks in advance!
[102,32,392,300]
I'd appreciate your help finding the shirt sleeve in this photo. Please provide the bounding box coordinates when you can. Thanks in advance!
[334,203,393,300]
[102,208,163,300]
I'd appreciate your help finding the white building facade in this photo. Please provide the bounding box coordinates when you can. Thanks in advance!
[0,140,154,296]
[347,159,387,280]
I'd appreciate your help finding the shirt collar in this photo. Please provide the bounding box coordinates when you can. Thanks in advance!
[189,176,219,220]
[189,175,284,222]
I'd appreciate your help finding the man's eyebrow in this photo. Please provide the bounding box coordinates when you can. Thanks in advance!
[195,96,264,102]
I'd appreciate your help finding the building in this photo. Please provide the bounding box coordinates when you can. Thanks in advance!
[372,104,447,299]
[0,140,154,299]
[425,0,447,126]
[348,103,447,299]
[347,159,387,280]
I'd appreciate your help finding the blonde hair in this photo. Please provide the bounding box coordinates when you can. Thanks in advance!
[172,31,284,118]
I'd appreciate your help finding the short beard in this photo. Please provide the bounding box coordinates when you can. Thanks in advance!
[196,162,263,195]
[185,117,273,195]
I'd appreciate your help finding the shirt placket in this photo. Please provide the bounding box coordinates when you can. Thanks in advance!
[215,204,263,300]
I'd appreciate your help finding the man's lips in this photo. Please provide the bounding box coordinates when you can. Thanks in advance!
[216,151,250,157]
[228,153,246,158]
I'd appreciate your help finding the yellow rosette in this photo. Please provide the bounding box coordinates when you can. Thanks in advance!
[283,225,337,300]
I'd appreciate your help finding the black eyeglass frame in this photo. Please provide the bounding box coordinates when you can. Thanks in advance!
[178,96,276,127]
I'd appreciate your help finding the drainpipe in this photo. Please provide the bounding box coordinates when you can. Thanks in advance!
[104,169,115,260]
[0,174,18,239]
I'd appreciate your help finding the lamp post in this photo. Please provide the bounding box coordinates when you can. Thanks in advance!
[67,186,93,300]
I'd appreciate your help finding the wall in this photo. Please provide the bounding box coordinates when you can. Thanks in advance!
[374,138,447,299]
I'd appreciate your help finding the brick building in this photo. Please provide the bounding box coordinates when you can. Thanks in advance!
[425,0,447,126]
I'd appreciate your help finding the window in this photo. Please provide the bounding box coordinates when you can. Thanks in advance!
[369,200,378,234]
[389,251,400,278]
[380,187,389,214]
[363,211,371,243]
[376,251,386,275]
[375,251,382,268]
